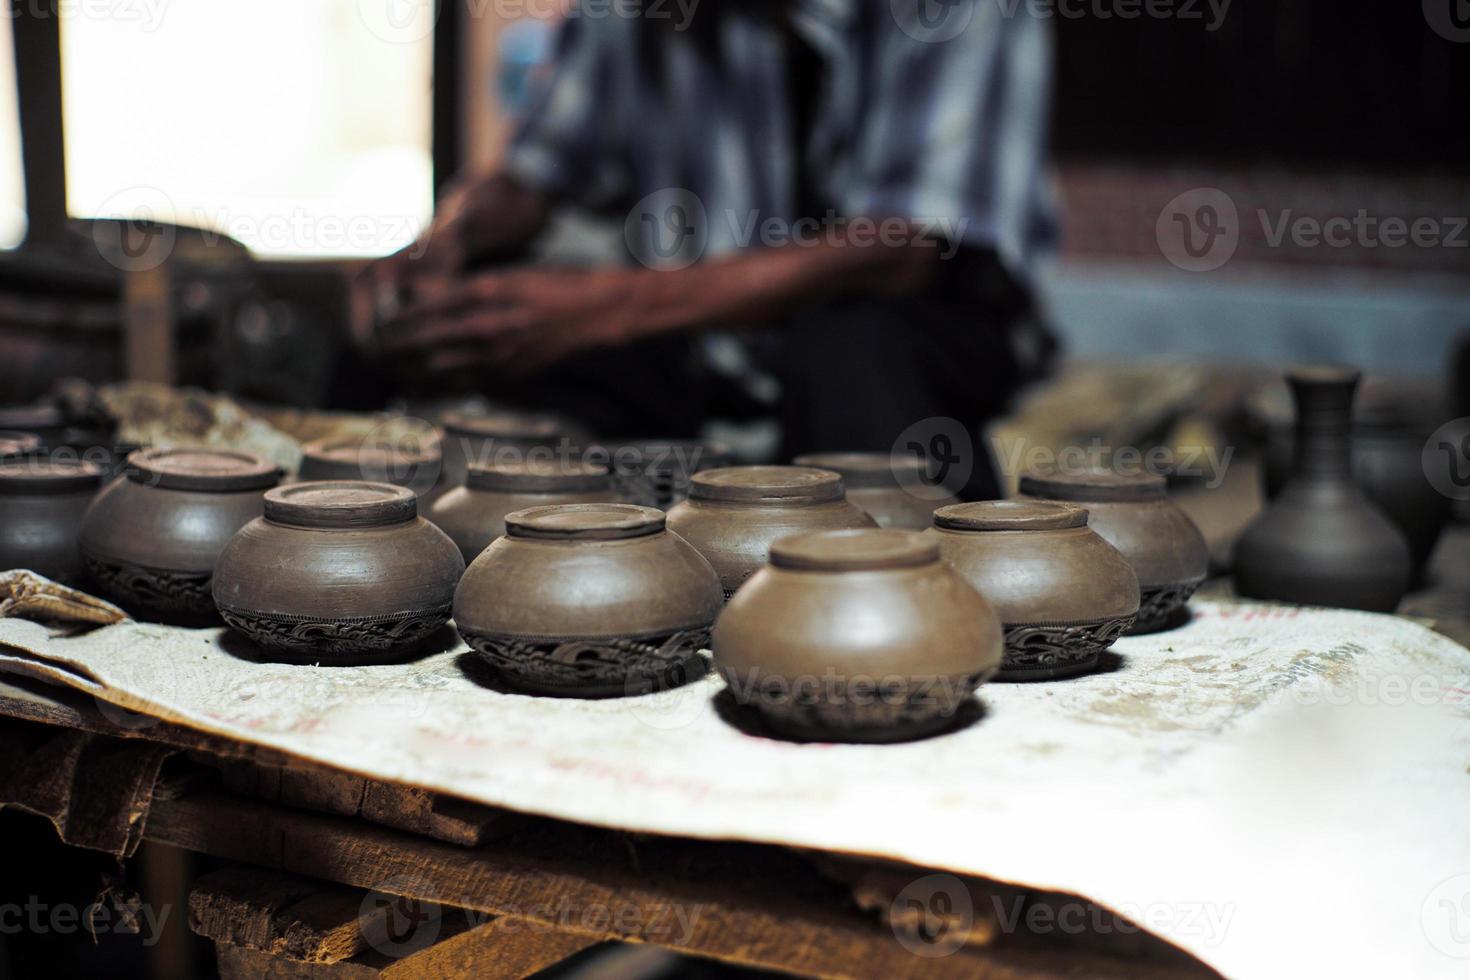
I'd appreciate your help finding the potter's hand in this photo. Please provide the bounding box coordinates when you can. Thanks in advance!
[380,267,648,379]
[351,175,549,352]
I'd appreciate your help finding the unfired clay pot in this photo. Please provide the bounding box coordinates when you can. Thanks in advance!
[665,466,877,598]
[297,431,442,498]
[428,460,617,564]
[440,412,566,491]
[1019,467,1207,633]
[713,529,1002,742]
[928,501,1139,681]
[454,503,723,697]
[792,452,959,530]
[79,448,282,621]
[213,482,464,661]
[1235,368,1410,611]
[0,457,104,583]
[585,439,733,510]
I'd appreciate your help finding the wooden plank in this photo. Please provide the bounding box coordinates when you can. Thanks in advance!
[147,791,1212,980]
[189,868,372,964]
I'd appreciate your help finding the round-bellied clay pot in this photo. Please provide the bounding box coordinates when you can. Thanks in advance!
[1236,367,1411,611]
[665,466,877,598]
[792,452,959,530]
[1018,467,1208,633]
[213,482,464,662]
[928,501,1139,681]
[79,448,282,621]
[440,412,565,491]
[585,439,733,510]
[454,503,723,697]
[297,430,443,498]
[713,529,1002,742]
[0,457,105,583]
[428,460,617,564]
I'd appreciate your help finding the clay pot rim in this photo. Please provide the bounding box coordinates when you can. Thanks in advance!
[127,447,281,493]
[771,528,940,571]
[442,411,562,441]
[264,481,417,529]
[466,460,610,493]
[791,452,931,489]
[0,456,104,494]
[0,430,42,458]
[1019,467,1166,502]
[505,502,666,541]
[689,466,843,504]
[1288,364,1361,387]
[934,500,1089,531]
[301,433,443,466]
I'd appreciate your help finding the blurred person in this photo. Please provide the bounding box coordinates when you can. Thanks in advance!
[362,0,1056,498]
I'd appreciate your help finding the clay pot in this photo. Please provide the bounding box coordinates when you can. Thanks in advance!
[1236,368,1411,611]
[928,501,1139,681]
[792,452,959,530]
[585,439,733,510]
[214,482,464,662]
[666,466,878,598]
[1351,419,1453,587]
[79,448,282,621]
[0,457,105,583]
[428,460,618,564]
[713,529,1002,742]
[440,412,566,491]
[1018,467,1208,633]
[0,431,42,458]
[297,430,443,498]
[454,503,723,697]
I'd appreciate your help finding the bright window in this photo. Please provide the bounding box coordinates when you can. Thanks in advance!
[0,19,25,249]
[60,1,433,258]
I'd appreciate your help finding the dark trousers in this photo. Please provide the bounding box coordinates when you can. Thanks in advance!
[767,294,1018,501]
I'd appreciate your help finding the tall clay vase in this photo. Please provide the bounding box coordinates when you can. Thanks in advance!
[1235,368,1410,611]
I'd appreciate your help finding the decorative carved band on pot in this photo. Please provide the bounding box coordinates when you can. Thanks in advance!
[713,528,1003,743]
[428,459,618,564]
[792,452,960,530]
[213,481,464,662]
[1018,465,1208,633]
[927,500,1140,681]
[454,502,723,697]
[665,465,877,599]
[0,456,105,584]
[79,447,282,622]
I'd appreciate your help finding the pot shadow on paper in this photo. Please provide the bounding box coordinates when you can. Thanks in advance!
[214,624,463,667]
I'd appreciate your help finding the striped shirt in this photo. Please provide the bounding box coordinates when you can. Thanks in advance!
[504,0,1057,282]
